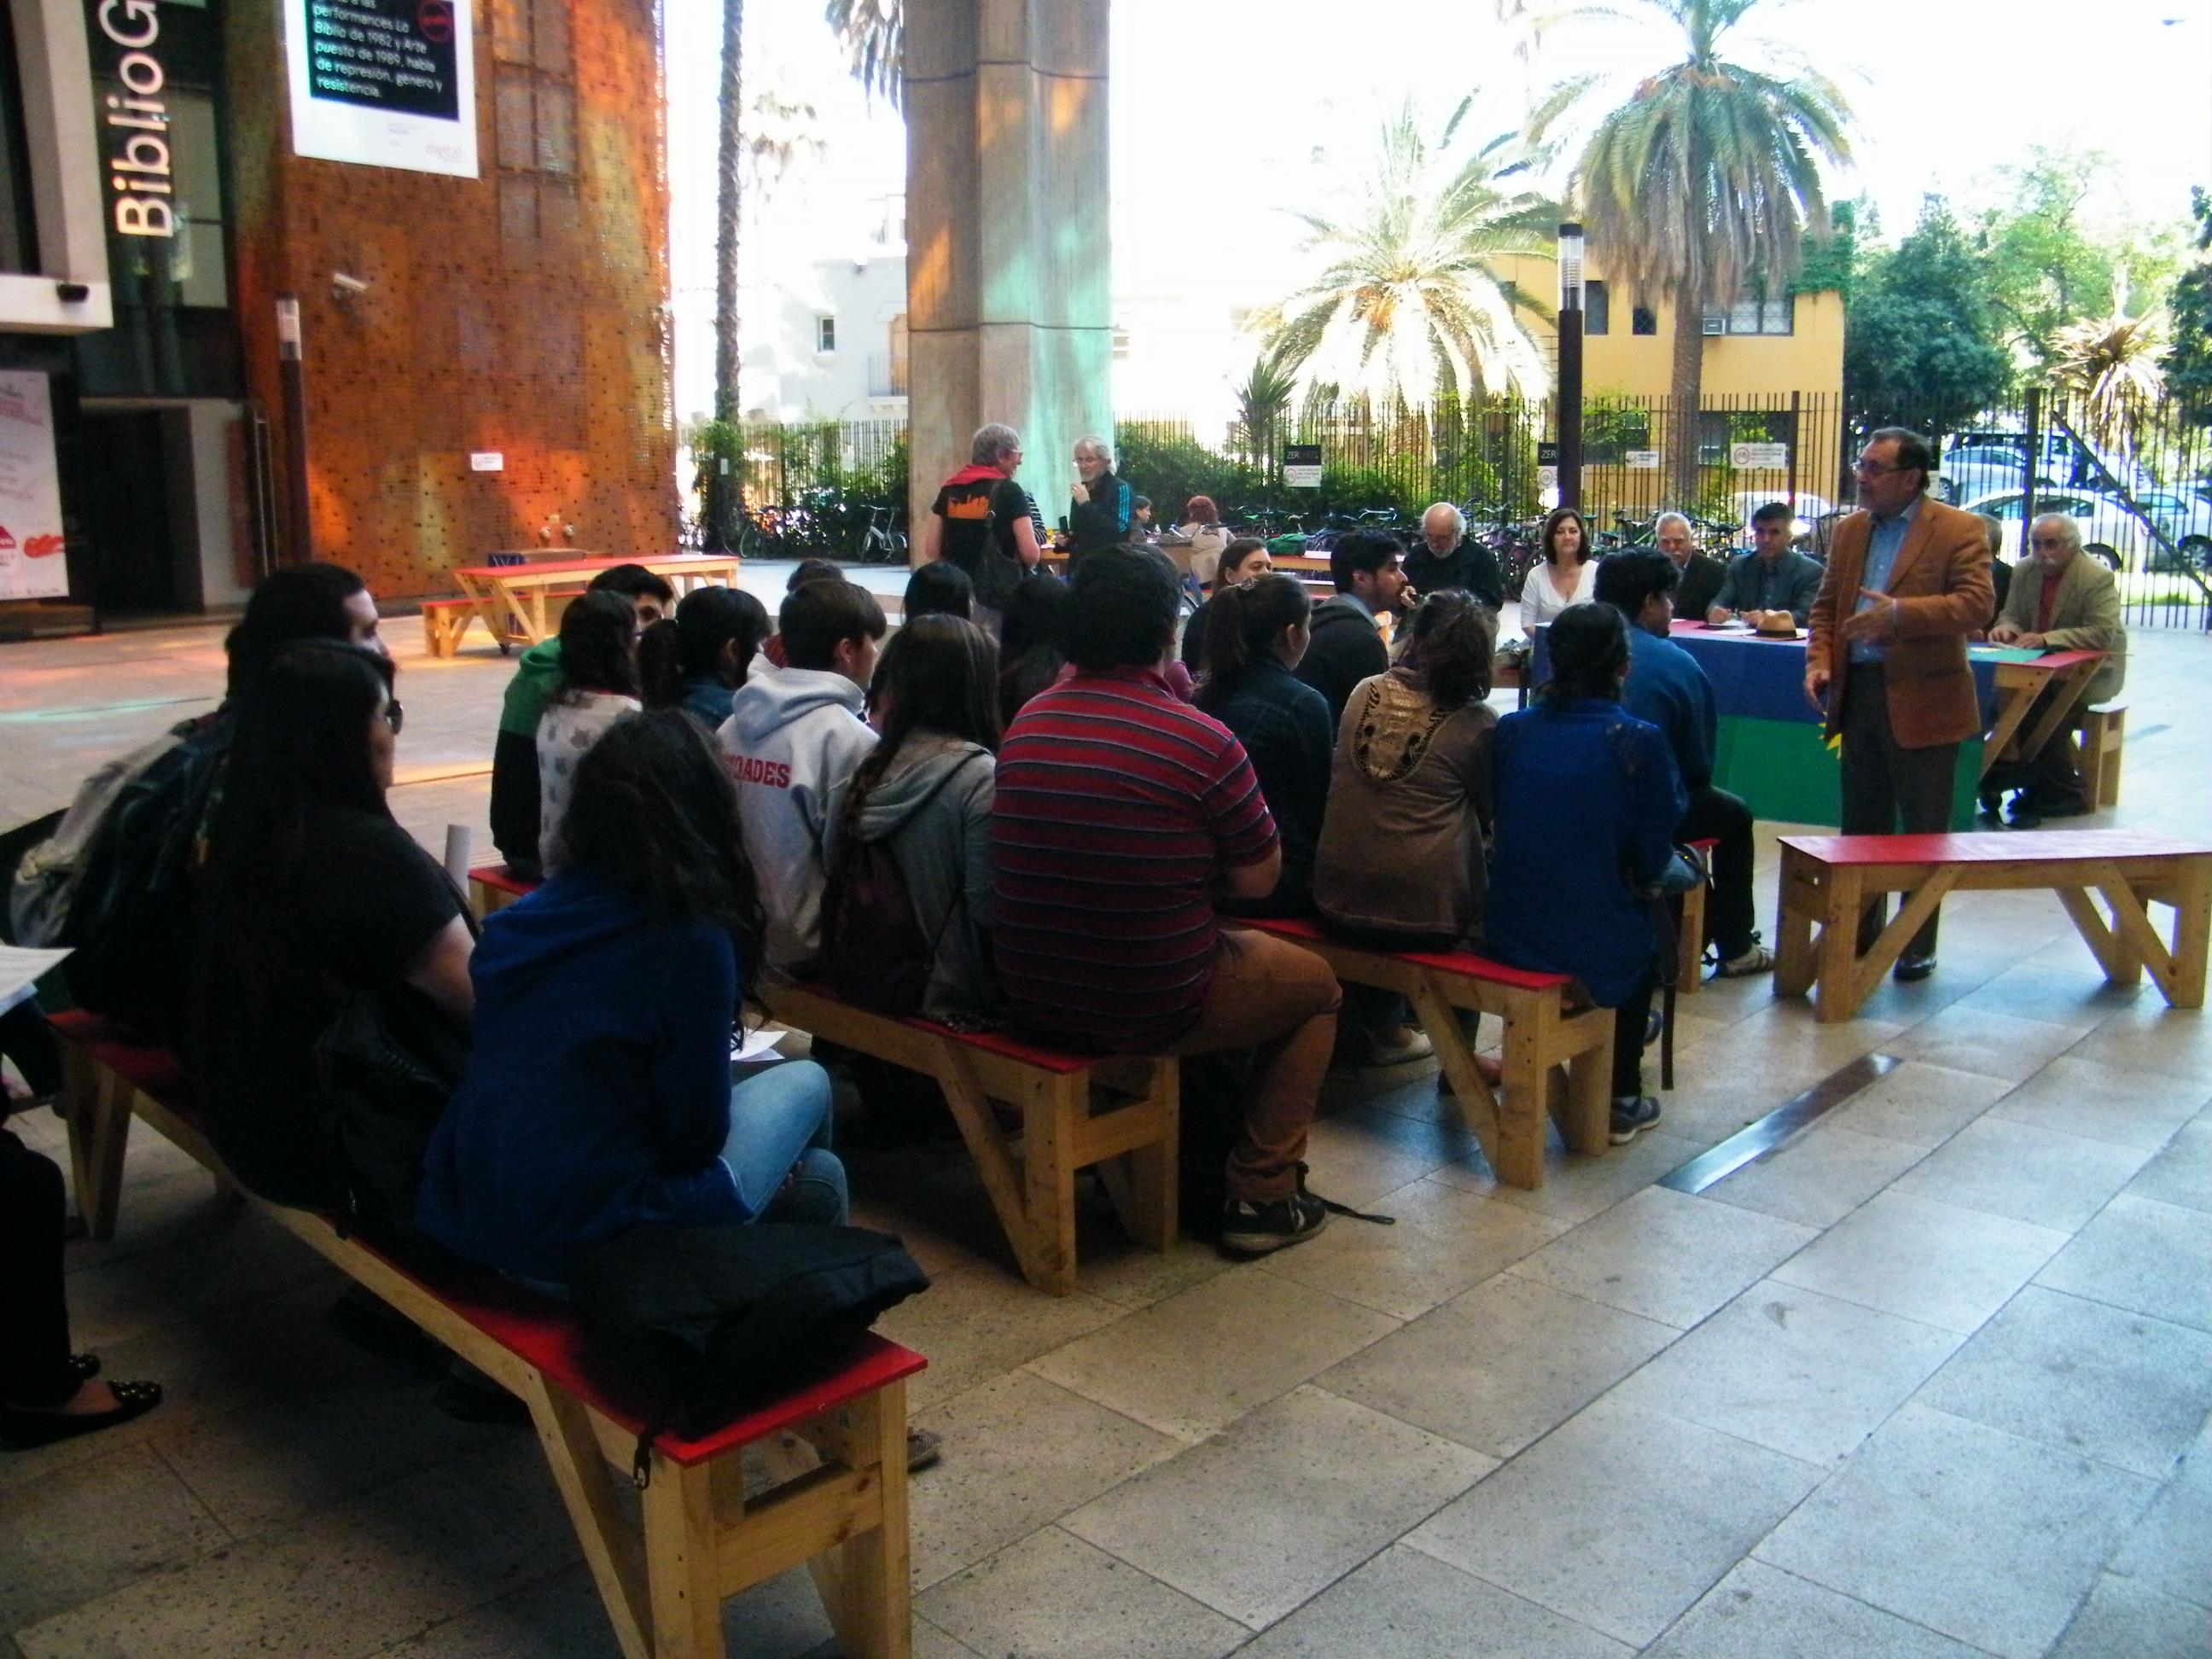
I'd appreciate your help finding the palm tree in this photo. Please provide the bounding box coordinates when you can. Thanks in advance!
[1516,0,1852,501]
[824,0,902,107]
[706,0,747,547]
[1260,97,1557,409]
[2052,306,2167,453]
[1230,346,1301,469]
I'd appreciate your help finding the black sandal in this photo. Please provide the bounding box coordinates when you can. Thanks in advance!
[0,1379,162,1450]
[69,1353,101,1382]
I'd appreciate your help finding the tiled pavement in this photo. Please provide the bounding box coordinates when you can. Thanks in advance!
[2,586,2206,1656]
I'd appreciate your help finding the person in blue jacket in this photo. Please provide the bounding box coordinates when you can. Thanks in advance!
[1486,602,1685,1144]
[417,710,844,1289]
[638,585,771,731]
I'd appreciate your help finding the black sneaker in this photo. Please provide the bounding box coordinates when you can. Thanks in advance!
[1220,1190,1330,1256]
[1609,1095,1663,1144]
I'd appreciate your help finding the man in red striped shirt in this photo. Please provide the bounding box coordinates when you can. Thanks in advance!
[993,548,1342,1254]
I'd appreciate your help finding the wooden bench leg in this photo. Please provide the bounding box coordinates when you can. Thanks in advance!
[1554,1010,1613,1159]
[642,1458,725,1659]
[927,1036,1073,1295]
[1020,1079,1080,1297]
[1095,1059,1178,1254]
[1676,880,1706,996]
[61,1041,133,1242]
[805,1379,912,1659]
[1812,870,1866,1024]
[2169,860,2210,1008]
[1825,870,1960,1023]
[519,1374,653,1659]
[1773,847,1819,999]
[1492,1004,1552,1189]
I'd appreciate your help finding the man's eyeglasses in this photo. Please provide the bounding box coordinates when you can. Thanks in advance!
[382,701,405,736]
[1853,460,1911,478]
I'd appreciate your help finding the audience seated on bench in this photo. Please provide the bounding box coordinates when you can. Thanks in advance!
[490,563,673,883]
[637,584,770,734]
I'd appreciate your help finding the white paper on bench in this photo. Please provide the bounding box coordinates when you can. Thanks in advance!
[0,943,71,1016]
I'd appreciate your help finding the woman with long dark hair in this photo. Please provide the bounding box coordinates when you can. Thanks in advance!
[638,585,770,728]
[1194,573,1329,917]
[1314,590,1499,947]
[189,641,474,1209]
[1486,602,1684,1143]
[537,591,643,870]
[417,712,842,1286]
[828,615,1003,1015]
[1517,507,1598,636]
[995,572,1069,725]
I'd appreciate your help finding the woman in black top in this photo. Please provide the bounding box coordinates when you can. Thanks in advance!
[189,642,474,1211]
[1194,574,1331,916]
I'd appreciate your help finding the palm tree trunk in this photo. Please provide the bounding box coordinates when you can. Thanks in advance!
[707,0,742,548]
[1667,287,1706,509]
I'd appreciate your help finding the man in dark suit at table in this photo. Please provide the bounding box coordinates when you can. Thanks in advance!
[1657,513,1726,621]
[1806,428,1994,981]
[1708,503,1825,626]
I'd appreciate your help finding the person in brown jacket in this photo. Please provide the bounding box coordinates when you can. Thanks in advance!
[1313,592,1499,947]
[1806,426,1994,981]
[1985,512,2127,825]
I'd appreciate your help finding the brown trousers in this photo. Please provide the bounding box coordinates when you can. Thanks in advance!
[1167,928,1342,1203]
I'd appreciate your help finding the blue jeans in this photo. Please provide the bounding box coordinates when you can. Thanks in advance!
[723,1059,847,1225]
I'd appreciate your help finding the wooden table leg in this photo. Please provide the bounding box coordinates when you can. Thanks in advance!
[2013,661,2099,767]
[2168,857,2211,1008]
[641,1459,724,1658]
[1981,674,2040,780]
[1812,869,1864,1022]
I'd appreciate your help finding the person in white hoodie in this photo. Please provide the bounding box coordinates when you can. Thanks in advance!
[716,578,886,975]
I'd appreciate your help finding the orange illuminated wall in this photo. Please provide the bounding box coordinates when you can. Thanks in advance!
[224,0,676,598]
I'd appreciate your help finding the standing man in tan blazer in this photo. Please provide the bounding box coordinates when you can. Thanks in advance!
[1986,512,2127,825]
[1806,427,1994,981]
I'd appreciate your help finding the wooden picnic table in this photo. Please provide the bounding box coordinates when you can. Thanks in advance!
[450,554,741,649]
[1981,649,2104,781]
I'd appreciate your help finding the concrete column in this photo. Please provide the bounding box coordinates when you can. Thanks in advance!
[904,0,1112,553]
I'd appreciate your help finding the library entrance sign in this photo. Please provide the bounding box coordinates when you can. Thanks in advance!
[286,0,477,178]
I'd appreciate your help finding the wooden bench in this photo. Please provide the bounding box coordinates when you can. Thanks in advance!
[49,1010,925,1659]
[2078,700,2126,809]
[418,597,480,659]
[1240,917,1615,1190]
[763,983,1178,1298]
[1675,837,1717,995]
[1774,830,2211,1023]
[469,861,536,916]
[463,867,1179,1297]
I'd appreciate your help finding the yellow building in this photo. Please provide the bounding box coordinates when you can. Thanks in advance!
[1496,253,1843,402]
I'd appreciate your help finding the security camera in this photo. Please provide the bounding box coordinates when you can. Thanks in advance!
[331,272,370,296]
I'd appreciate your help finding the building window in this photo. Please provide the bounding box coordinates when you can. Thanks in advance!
[493,0,577,259]
[886,314,908,393]
[1583,280,1610,336]
[816,316,836,353]
[1113,326,1132,360]
[1631,304,1657,336]
[1703,294,1796,336]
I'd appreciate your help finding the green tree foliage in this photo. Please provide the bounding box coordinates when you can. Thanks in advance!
[1846,197,2013,440]
[1973,147,2186,369]
[1261,96,1557,407]
[824,0,901,106]
[1522,0,1851,502]
[2165,188,2212,426]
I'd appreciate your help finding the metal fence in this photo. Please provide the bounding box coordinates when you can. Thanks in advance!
[725,385,2211,628]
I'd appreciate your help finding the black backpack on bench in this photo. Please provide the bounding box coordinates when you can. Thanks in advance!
[569,1223,929,1482]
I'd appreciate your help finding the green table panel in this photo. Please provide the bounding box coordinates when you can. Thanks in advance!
[1714,715,1984,830]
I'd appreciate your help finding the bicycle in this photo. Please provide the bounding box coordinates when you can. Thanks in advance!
[853,505,907,564]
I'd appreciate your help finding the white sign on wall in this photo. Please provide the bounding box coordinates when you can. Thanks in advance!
[286,0,478,179]
[1731,441,1790,469]
[0,372,68,602]
[1626,450,1661,469]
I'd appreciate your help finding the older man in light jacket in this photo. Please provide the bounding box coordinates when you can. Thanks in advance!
[1985,511,2127,825]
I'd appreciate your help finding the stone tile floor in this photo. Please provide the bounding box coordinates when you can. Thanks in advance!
[2,587,2206,1656]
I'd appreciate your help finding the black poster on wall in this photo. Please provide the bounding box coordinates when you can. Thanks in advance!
[300,0,460,121]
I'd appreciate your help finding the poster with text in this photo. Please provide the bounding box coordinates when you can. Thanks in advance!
[286,0,477,178]
[0,373,68,602]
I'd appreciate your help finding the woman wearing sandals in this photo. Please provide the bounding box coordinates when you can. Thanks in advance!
[1,1121,161,1447]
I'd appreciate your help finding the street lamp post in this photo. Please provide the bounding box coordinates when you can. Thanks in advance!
[1557,222,1585,511]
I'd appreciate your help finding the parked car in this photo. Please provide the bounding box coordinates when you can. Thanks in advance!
[1960,488,2183,573]
[1719,490,1840,550]
[2122,488,2212,569]
[1933,445,2056,504]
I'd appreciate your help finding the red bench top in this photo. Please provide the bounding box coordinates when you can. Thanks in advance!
[1241,915,1573,992]
[453,556,729,580]
[44,1011,924,1468]
[1783,830,2212,866]
[418,597,476,609]
[468,863,538,897]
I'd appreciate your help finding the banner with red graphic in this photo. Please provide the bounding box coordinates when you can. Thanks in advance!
[0,372,67,601]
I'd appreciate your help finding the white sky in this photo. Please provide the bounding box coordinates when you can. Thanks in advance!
[664,0,2212,422]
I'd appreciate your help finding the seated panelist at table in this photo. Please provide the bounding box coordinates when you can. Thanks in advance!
[1984,511,2126,825]
[1708,502,1825,627]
